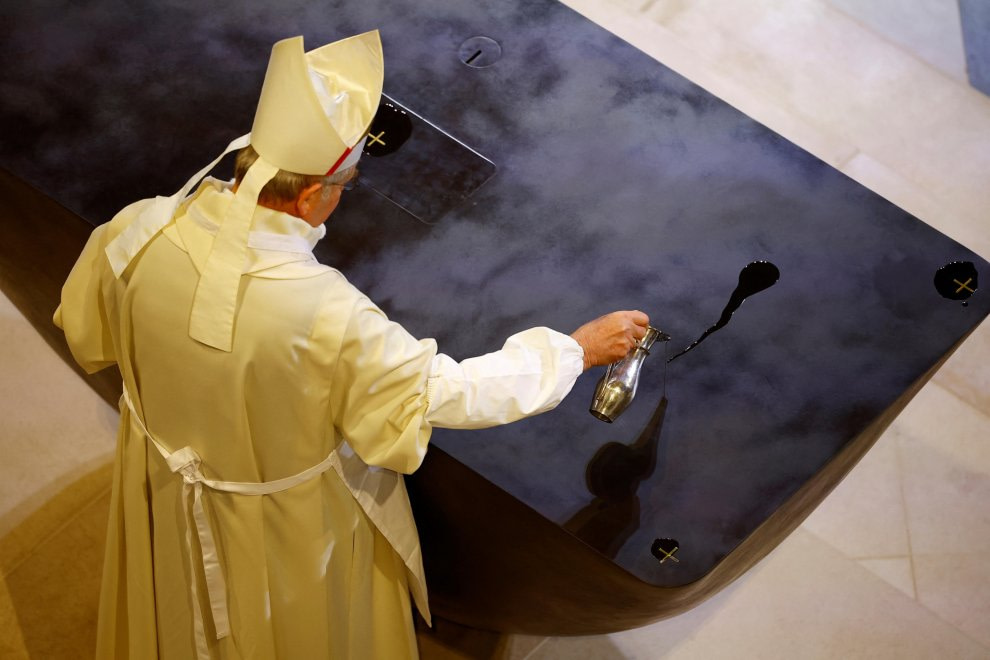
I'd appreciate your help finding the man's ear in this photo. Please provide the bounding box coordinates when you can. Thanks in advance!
[295,182,324,216]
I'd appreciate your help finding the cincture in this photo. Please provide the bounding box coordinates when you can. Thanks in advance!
[121,389,338,660]
[119,385,430,657]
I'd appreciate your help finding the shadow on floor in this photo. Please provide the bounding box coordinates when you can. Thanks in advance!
[0,462,112,659]
[0,460,534,660]
[415,614,550,660]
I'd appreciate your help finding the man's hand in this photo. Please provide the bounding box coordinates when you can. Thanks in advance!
[570,310,651,371]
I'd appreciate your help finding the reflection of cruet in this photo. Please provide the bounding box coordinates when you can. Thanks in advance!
[590,325,669,423]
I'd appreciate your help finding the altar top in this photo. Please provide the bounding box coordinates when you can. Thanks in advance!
[0,0,986,588]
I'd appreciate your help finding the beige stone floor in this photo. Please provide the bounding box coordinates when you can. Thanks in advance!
[2,0,989,658]
[0,289,117,659]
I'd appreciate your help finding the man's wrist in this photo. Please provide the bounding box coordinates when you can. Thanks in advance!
[569,329,593,371]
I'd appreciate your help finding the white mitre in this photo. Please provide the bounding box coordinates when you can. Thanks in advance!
[253,32,383,176]
[104,31,384,351]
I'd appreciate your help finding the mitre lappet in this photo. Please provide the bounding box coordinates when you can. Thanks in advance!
[104,31,384,351]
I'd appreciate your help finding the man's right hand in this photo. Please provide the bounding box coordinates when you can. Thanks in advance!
[570,310,651,371]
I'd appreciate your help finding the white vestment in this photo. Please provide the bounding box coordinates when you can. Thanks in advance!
[56,180,584,659]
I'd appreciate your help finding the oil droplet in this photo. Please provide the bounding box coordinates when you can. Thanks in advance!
[668,261,780,363]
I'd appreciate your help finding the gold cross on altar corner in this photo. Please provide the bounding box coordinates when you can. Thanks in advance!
[954,277,975,294]
[657,545,679,563]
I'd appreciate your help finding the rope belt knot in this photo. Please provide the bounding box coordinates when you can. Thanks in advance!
[166,446,204,481]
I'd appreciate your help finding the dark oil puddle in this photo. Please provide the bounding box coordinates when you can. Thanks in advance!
[668,261,780,363]
[934,261,978,307]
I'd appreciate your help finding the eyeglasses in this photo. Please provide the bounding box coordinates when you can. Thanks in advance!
[331,172,360,192]
[320,172,359,201]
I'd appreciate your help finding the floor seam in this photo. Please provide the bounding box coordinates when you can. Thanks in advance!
[833,147,861,170]
[931,380,990,424]
[892,432,919,602]
[1,485,111,578]
[823,0,974,92]
[520,636,550,660]
[850,553,911,561]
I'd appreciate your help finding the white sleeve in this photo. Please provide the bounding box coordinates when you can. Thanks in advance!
[424,326,585,430]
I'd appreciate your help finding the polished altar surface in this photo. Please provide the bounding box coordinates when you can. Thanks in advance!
[1,0,987,599]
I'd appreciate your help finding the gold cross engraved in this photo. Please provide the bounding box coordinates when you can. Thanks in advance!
[954,278,975,294]
[657,546,680,563]
[367,131,386,147]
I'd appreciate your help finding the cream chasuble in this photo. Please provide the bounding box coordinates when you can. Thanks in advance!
[55,179,584,659]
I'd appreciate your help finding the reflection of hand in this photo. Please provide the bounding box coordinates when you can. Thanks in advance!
[570,310,651,371]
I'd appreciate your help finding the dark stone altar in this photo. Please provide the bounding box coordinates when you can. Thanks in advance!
[1,0,986,634]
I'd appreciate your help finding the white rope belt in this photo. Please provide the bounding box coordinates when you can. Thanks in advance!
[121,390,335,660]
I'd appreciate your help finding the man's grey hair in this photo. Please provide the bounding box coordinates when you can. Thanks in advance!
[234,145,356,204]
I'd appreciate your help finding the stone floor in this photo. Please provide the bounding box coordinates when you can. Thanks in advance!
[2,0,989,658]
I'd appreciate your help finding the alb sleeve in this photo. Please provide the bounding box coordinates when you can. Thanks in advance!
[424,327,585,429]
[328,294,438,474]
[54,223,118,374]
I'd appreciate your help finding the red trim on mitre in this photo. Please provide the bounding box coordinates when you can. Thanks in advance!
[325,147,354,176]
